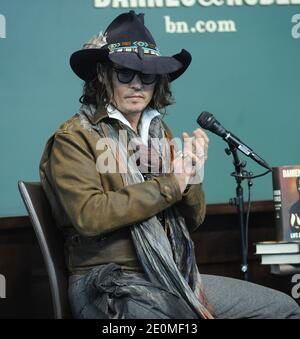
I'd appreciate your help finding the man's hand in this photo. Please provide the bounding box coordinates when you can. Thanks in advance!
[173,128,209,193]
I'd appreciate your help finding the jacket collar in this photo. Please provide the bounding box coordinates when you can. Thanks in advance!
[84,104,109,125]
[81,104,161,145]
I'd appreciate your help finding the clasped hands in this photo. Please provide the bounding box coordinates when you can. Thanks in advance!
[173,128,209,194]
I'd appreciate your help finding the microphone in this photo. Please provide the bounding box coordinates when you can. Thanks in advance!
[197,111,271,170]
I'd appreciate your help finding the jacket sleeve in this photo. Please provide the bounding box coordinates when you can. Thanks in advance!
[161,120,206,231]
[175,183,206,232]
[47,131,183,236]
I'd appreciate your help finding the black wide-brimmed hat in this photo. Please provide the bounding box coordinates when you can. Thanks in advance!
[70,10,192,82]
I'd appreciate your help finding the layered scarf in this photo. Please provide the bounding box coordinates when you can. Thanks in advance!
[80,104,214,319]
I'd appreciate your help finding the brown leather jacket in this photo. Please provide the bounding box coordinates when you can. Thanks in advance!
[39,105,206,275]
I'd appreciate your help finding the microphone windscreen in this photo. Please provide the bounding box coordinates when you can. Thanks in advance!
[197,111,214,130]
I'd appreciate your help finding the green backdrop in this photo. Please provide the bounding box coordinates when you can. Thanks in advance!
[1,0,299,216]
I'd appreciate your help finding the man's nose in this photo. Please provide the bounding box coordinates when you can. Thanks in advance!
[130,74,143,89]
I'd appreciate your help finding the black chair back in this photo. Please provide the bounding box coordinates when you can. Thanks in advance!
[18,181,71,319]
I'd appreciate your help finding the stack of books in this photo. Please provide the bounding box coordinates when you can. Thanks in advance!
[257,165,300,274]
[255,241,300,275]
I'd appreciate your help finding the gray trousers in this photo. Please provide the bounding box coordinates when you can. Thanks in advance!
[201,274,300,319]
[69,265,300,319]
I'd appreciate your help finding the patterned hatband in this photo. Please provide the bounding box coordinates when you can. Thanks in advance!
[108,41,161,56]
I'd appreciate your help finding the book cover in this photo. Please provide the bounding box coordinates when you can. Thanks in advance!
[272,166,300,241]
[255,241,300,254]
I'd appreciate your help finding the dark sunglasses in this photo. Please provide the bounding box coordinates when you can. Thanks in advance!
[113,67,157,85]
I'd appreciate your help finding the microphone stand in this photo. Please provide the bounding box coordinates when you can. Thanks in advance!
[225,143,252,281]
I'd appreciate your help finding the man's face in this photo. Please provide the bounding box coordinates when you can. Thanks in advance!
[111,67,156,116]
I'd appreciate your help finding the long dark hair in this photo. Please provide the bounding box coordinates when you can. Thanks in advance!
[79,61,174,112]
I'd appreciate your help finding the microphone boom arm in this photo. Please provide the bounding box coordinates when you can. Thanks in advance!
[223,132,272,171]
